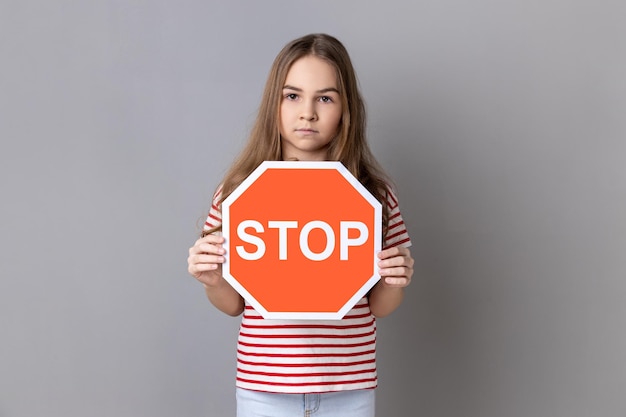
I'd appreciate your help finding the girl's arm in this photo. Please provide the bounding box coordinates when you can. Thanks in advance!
[368,246,414,317]
[188,235,244,316]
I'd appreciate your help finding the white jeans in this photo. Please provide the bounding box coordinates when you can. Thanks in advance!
[236,388,376,417]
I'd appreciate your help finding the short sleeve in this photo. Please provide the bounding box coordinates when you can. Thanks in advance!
[383,187,411,250]
[203,185,223,232]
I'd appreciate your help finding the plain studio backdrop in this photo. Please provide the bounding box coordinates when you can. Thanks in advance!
[1,1,625,416]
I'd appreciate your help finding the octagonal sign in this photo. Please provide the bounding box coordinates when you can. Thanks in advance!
[222,161,382,320]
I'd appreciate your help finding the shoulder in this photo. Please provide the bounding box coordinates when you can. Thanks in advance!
[382,184,412,249]
[203,184,224,231]
[382,183,401,211]
[213,184,224,205]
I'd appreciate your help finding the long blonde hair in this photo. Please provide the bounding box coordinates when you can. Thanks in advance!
[204,33,392,236]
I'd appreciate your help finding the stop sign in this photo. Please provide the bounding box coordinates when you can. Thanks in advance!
[222,161,382,320]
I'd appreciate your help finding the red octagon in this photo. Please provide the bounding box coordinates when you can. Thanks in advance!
[222,161,382,320]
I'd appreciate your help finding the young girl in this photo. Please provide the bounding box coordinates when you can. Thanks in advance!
[187,33,414,417]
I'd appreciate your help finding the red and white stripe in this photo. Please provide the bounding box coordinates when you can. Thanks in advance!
[384,188,411,249]
[204,186,223,230]
[236,299,378,393]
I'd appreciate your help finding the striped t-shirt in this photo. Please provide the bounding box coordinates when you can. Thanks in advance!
[204,185,411,393]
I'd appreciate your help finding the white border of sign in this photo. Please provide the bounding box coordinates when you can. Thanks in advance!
[222,161,382,320]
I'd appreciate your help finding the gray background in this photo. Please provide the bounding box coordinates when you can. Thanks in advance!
[1,1,625,416]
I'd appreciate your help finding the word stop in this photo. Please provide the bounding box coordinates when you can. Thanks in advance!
[235,220,369,261]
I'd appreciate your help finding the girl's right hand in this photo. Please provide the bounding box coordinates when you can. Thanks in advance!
[187,235,226,287]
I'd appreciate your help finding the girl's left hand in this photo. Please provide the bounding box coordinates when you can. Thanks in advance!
[377,246,414,287]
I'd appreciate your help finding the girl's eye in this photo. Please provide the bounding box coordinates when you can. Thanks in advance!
[319,96,333,103]
[285,93,298,100]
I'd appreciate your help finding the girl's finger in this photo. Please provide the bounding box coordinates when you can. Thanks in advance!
[191,253,226,265]
[196,235,225,246]
[189,241,226,256]
[377,246,409,260]
[188,262,219,275]
[383,277,411,287]
[379,266,412,278]
[378,256,405,269]
[378,254,414,269]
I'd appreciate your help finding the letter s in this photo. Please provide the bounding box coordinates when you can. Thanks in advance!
[236,220,265,260]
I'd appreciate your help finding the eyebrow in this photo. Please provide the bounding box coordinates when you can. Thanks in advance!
[283,85,340,94]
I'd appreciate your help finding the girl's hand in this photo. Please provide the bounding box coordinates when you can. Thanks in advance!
[187,235,226,287]
[377,246,414,287]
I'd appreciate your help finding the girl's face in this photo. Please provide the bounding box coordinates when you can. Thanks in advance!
[279,55,343,161]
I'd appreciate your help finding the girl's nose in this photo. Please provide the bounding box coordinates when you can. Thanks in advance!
[299,103,318,121]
